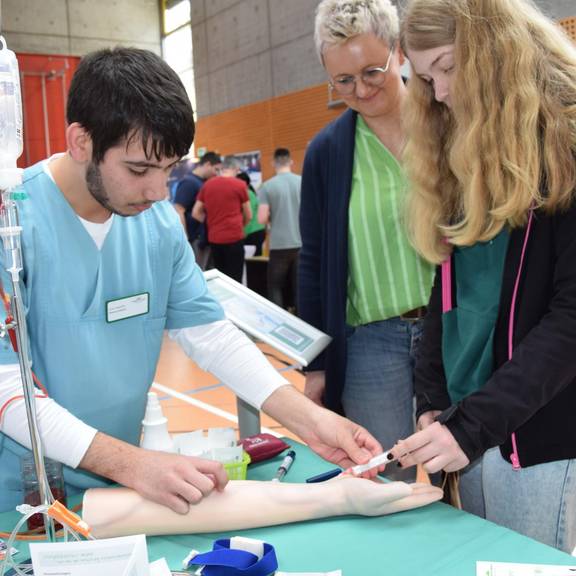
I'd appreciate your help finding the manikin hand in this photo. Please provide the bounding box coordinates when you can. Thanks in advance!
[304,371,326,406]
[337,477,443,516]
[390,422,470,474]
[83,477,444,538]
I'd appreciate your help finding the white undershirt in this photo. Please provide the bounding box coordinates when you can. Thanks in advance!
[0,169,288,467]
[42,156,114,249]
[78,215,114,250]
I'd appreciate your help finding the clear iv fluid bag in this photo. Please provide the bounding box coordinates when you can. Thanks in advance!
[0,36,23,172]
[0,37,24,272]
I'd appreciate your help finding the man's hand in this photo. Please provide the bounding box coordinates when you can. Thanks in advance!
[304,371,326,406]
[123,450,229,514]
[390,422,470,474]
[80,432,228,514]
[304,408,383,473]
[262,386,383,473]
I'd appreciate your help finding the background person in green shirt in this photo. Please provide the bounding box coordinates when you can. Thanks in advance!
[238,171,266,256]
[299,0,435,481]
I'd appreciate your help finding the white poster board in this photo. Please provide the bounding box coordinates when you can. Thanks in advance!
[204,269,331,367]
[233,150,262,189]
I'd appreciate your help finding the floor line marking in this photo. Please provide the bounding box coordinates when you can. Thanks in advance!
[151,381,281,438]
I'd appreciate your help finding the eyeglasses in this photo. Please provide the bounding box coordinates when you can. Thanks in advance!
[328,46,395,96]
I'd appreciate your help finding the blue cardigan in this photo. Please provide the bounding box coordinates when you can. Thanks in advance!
[298,108,358,413]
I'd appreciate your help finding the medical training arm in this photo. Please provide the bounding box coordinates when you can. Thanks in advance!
[83,478,443,538]
[0,364,97,467]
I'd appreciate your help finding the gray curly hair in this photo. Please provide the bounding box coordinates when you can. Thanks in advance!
[314,0,399,61]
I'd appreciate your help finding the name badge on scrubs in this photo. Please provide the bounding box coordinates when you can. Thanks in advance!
[106,293,149,323]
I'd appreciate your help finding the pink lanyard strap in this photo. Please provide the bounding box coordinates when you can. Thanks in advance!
[508,209,534,361]
[441,256,453,313]
[507,209,534,469]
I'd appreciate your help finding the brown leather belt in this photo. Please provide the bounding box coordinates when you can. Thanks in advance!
[399,306,427,321]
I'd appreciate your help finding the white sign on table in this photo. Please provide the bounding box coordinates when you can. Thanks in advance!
[30,534,149,576]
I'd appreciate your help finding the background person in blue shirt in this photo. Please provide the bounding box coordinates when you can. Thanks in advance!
[171,151,221,269]
[0,47,385,514]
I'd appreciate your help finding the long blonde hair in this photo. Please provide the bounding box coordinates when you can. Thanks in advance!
[401,0,576,263]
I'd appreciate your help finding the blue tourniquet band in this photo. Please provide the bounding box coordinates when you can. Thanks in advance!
[188,539,278,576]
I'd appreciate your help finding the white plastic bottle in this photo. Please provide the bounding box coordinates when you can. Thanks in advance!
[140,392,176,453]
[0,36,23,190]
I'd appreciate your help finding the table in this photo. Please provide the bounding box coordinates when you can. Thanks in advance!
[1,443,574,575]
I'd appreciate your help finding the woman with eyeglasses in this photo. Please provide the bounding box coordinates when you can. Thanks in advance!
[298,0,435,480]
[390,0,576,551]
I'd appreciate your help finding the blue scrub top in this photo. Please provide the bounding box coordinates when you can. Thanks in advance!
[0,161,225,511]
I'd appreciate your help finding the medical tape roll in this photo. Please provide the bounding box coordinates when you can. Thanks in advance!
[186,537,278,576]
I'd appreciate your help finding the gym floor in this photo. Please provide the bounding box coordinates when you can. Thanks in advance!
[153,334,303,441]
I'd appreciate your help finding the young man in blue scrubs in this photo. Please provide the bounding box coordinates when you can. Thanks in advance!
[0,48,382,514]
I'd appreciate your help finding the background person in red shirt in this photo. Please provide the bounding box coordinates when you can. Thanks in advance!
[193,156,251,282]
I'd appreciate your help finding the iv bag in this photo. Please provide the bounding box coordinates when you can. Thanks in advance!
[0,36,23,187]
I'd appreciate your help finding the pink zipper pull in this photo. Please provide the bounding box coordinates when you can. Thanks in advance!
[507,212,534,473]
[510,452,521,470]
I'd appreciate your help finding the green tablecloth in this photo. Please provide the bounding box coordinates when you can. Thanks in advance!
[1,442,574,575]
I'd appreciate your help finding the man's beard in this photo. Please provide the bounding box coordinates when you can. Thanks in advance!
[85,162,126,217]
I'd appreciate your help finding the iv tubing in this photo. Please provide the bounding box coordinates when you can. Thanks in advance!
[0,504,84,576]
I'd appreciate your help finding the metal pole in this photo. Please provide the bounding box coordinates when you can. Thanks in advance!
[61,69,67,134]
[40,74,51,157]
[11,280,55,539]
[236,397,261,440]
[0,194,55,540]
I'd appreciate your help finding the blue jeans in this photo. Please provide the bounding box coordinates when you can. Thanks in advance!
[459,447,576,553]
[342,317,422,481]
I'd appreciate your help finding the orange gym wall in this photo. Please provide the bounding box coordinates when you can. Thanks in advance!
[196,15,576,176]
[195,84,346,180]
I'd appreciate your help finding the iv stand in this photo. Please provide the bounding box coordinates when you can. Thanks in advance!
[0,191,56,541]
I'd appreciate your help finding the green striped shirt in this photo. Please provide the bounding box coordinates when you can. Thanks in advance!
[346,116,435,326]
